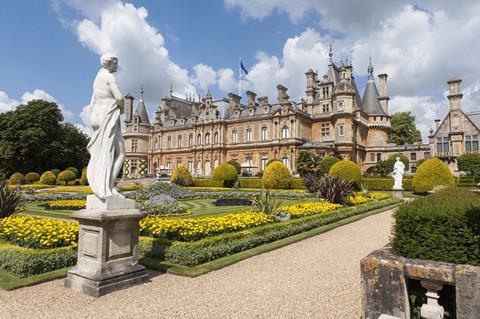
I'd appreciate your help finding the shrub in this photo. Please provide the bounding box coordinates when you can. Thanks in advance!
[362,178,413,191]
[412,158,455,194]
[65,167,78,178]
[170,166,193,186]
[238,178,262,188]
[0,244,76,277]
[140,194,189,216]
[266,159,281,167]
[304,174,354,204]
[0,181,23,218]
[213,163,238,187]
[51,169,61,177]
[57,170,76,185]
[80,168,88,185]
[291,178,305,189]
[251,189,279,215]
[8,172,25,185]
[214,198,252,206]
[192,178,224,188]
[24,172,40,184]
[457,153,480,176]
[262,162,292,189]
[329,159,362,188]
[393,188,480,265]
[297,151,322,176]
[40,171,57,185]
[227,160,242,174]
[320,156,340,175]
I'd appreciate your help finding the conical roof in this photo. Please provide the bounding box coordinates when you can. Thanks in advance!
[134,86,151,125]
[361,61,386,115]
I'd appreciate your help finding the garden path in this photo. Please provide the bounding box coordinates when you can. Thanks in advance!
[0,209,395,319]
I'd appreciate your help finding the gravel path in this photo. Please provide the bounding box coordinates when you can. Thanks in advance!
[0,209,395,319]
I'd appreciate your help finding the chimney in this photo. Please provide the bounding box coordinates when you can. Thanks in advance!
[228,92,241,111]
[378,74,388,97]
[246,90,257,107]
[276,85,289,104]
[124,94,134,123]
[447,77,463,111]
[435,119,440,130]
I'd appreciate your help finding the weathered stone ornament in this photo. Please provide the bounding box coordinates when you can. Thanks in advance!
[64,54,147,297]
[392,157,405,198]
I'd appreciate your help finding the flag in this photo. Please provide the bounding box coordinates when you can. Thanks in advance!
[240,60,248,75]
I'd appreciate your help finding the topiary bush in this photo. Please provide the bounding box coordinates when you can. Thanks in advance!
[457,152,480,176]
[57,170,76,185]
[262,161,292,189]
[393,188,480,265]
[320,156,340,175]
[412,158,455,194]
[51,169,61,177]
[227,160,242,174]
[328,159,361,188]
[25,172,40,184]
[8,172,25,185]
[266,159,281,167]
[40,171,57,185]
[65,167,78,178]
[170,166,193,186]
[213,163,239,187]
[80,168,88,185]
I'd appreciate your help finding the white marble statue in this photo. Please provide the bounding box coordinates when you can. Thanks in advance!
[392,157,405,190]
[86,53,125,200]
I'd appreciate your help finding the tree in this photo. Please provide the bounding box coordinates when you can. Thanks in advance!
[390,112,422,145]
[227,160,241,174]
[0,100,89,175]
[457,153,480,176]
[373,154,410,177]
[297,151,322,176]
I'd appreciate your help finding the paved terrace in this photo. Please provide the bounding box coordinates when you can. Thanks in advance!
[0,210,395,319]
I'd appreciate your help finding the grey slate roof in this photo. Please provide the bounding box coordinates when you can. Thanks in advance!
[466,111,480,130]
[361,61,386,115]
[135,98,151,125]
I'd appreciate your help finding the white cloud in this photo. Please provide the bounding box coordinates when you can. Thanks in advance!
[190,64,218,93]
[0,91,18,113]
[217,68,237,93]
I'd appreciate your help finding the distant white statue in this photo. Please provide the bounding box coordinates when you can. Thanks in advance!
[392,157,405,190]
[86,53,125,199]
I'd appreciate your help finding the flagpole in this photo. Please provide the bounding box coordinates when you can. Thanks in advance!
[238,57,242,97]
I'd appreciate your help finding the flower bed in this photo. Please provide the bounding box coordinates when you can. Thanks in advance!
[367,192,390,200]
[22,192,86,202]
[214,198,252,206]
[0,215,78,249]
[41,186,93,194]
[41,199,86,210]
[140,212,274,241]
[348,195,370,205]
[140,194,190,217]
[276,201,342,218]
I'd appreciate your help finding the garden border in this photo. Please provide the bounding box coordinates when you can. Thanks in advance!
[140,200,402,277]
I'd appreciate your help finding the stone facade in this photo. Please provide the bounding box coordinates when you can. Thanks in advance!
[123,50,429,178]
[428,77,480,175]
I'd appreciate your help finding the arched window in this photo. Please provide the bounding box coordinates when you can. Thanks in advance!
[282,125,289,139]
[376,153,382,162]
[261,127,268,141]
[213,131,219,144]
[188,134,193,147]
[197,133,202,145]
[205,132,211,144]
[177,135,182,148]
[232,129,238,143]
[246,128,252,142]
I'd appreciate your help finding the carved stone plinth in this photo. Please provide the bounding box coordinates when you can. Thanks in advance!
[392,187,404,199]
[64,200,147,297]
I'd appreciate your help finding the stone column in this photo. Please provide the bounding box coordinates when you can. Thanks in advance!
[420,280,444,319]
[64,196,148,297]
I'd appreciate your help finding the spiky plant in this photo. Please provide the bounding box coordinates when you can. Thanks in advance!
[313,175,354,205]
[0,181,23,218]
[252,188,279,216]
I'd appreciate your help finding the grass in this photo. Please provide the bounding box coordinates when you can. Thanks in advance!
[141,200,402,277]
[22,203,73,220]
[0,267,69,290]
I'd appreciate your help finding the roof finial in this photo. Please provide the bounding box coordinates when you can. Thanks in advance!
[329,44,333,63]
[140,84,144,101]
[367,57,374,79]
[169,82,173,97]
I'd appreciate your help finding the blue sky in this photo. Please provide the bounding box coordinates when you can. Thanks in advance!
[1,0,479,139]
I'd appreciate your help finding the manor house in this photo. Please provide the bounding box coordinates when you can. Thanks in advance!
[122,49,430,178]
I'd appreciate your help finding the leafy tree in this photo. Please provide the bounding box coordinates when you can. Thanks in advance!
[374,154,410,177]
[297,151,322,176]
[390,112,422,145]
[457,153,480,176]
[227,160,241,174]
[0,100,89,175]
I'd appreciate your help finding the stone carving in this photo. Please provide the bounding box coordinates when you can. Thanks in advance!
[87,53,126,200]
[392,157,405,190]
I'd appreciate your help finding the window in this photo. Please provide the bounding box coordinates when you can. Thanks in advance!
[465,135,479,152]
[131,160,138,174]
[338,125,344,136]
[246,128,253,142]
[167,136,171,149]
[197,133,202,145]
[232,129,238,143]
[205,132,211,144]
[214,131,219,144]
[282,125,289,139]
[410,152,417,161]
[177,135,182,148]
[370,153,375,162]
[261,158,268,171]
[166,162,172,170]
[321,123,330,137]
[337,101,344,112]
[131,139,138,152]
[282,156,289,168]
[261,127,268,141]
[322,104,329,113]
[424,151,431,159]
[376,153,382,162]
[188,134,193,147]
[154,138,158,149]
[188,161,194,172]
[436,137,449,153]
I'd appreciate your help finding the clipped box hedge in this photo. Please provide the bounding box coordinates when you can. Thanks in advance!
[0,243,76,277]
[192,178,224,188]
[194,177,305,189]
[139,199,400,266]
[361,178,412,191]
[393,187,480,266]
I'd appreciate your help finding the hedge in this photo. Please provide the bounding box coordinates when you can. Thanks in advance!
[25,172,40,184]
[362,178,413,191]
[0,243,76,277]
[393,188,480,266]
[8,173,25,185]
[193,178,224,188]
[139,199,400,266]
[170,166,193,186]
[39,171,57,185]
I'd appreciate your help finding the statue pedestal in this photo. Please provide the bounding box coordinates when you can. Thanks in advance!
[392,187,404,199]
[64,197,147,297]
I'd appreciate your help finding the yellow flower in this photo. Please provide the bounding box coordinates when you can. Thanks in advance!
[277,201,341,218]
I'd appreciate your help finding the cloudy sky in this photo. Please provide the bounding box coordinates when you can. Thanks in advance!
[1,0,479,139]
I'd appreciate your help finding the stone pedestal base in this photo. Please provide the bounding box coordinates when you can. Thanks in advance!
[392,187,404,199]
[64,201,147,297]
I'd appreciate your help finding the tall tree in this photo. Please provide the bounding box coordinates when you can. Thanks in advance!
[0,100,89,175]
[389,112,422,145]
